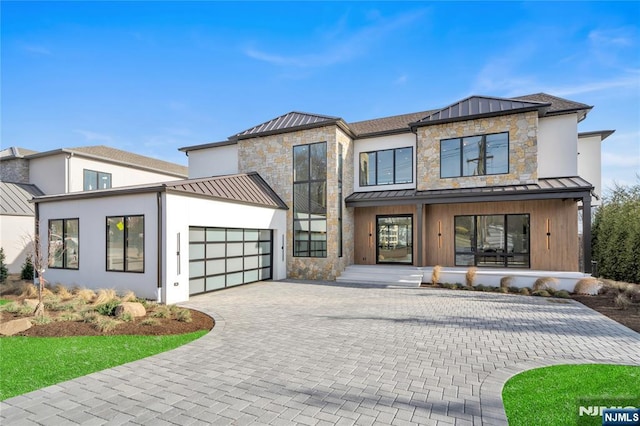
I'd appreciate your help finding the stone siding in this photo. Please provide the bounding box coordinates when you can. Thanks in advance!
[416,111,538,190]
[238,126,354,280]
[0,159,30,184]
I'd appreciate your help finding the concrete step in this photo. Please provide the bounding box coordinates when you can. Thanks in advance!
[336,265,424,287]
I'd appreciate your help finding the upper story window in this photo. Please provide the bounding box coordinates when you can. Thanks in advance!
[360,147,413,186]
[84,169,112,191]
[48,218,79,269]
[440,132,509,178]
[293,142,327,257]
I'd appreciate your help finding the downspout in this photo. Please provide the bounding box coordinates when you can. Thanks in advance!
[412,126,423,267]
[34,201,40,282]
[157,191,163,303]
[66,153,73,192]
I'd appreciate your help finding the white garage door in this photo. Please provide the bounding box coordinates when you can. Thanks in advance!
[189,227,272,295]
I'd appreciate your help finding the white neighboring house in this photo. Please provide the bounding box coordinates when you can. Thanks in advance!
[34,173,287,304]
[0,145,188,273]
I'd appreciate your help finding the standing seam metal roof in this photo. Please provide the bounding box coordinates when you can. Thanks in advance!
[0,182,45,215]
[235,112,341,138]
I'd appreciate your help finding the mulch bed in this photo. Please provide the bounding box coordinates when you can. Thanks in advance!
[1,308,214,337]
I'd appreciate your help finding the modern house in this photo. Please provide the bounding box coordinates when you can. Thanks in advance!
[33,93,612,303]
[0,145,188,273]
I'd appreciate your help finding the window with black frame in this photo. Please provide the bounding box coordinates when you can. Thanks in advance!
[106,215,144,272]
[359,147,413,186]
[48,218,79,269]
[293,142,327,257]
[83,169,112,191]
[441,132,509,178]
[454,214,529,268]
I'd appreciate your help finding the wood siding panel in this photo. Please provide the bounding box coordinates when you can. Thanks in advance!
[424,200,578,271]
[354,205,417,265]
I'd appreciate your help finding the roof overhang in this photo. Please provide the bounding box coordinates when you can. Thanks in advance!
[179,139,238,153]
[578,130,615,141]
[345,177,593,208]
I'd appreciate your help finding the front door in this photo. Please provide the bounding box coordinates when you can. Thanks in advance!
[376,215,413,264]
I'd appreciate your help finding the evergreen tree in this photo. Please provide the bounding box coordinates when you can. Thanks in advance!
[21,253,34,281]
[0,247,8,284]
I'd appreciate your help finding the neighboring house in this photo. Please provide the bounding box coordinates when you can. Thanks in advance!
[0,145,188,273]
[34,93,611,303]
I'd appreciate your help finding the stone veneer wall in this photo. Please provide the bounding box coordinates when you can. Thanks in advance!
[238,125,354,280]
[416,111,539,190]
[0,159,30,184]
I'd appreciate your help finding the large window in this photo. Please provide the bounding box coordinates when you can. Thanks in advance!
[360,147,413,186]
[441,132,508,178]
[106,215,144,272]
[48,218,79,269]
[84,169,112,191]
[293,142,327,257]
[454,214,529,268]
[377,215,413,264]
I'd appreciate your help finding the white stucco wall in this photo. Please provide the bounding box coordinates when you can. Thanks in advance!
[578,134,603,205]
[67,156,185,192]
[187,144,239,178]
[353,133,416,192]
[36,193,160,300]
[0,215,35,273]
[537,114,578,178]
[162,193,287,304]
[29,155,67,194]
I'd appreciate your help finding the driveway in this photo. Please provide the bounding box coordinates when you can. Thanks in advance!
[2,280,639,425]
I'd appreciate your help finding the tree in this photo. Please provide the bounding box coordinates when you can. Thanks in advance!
[20,253,34,281]
[0,247,8,284]
[592,179,640,284]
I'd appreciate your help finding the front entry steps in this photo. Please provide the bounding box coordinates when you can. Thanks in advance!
[336,265,423,287]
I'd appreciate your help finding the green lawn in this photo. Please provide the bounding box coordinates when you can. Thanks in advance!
[503,364,640,426]
[0,331,207,400]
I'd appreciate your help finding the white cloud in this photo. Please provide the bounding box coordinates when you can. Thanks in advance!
[22,44,52,56]
[73,129,113,144]
[589,28,634,48]
[245,9,427,69]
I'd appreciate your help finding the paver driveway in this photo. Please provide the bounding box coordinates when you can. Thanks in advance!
[2,280,639,425]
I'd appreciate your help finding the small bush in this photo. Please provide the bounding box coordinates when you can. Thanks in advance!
[500,276,514,289]
[150,306,171,318]
[95,318,120,332]
[614,293,632,310]
[53,284,74,300]
[574,278,601,295]
[31,315,53,325]
[19,284,39,299]
[1,302,34,316]
[58,312,82,322]
[94,289,118,305]
[533,277,559,292]
[465,267,477,287]
[141,318,159,326]
[431,265,442,286]
[81,311,101,324]
[118,312,133,322]
[175,308,192,323]
[20,254,34,281]
[554,290,571,299]
[474,284,486,292]
[75,288,96,303]
[120,291,137,302]
[0,247,8,284]
[520,287,531,296]
[508,286,520,294]
[532,290,551,297]
[95,300,121,316]
[499,287,509,294]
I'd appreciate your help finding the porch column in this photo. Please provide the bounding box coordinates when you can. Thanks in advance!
[582,195,592,274]
[416,203,423,267]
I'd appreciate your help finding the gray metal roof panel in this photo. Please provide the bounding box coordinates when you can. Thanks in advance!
[0,182,44,215]
[234,112,341,138]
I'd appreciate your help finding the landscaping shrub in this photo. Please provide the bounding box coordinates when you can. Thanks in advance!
[532,290,551,297]
[95,318,120,333]
[474,284,486,292]
[520,287,531,296]
[53,284,74,300]
[508,286,520,294]
[150,306,171,318]
[141,318,159,326]
[0,248,8,284]
[499,287,509,293]
[118,312,134,322]
[500,276,514,290]
[120,291,137,302]
[81,311,101,324]
[75,288,96,303]
[20,254,34,281]
[31,315,53,325]
[533,277,559,292]
[94,289,117,305]
[574,278,602,295]
[431,265,441,285]
[58,312,82,322]
[614,293,632,310]
[554,290,571,299]
[95,300,121,316]
[175,308,192,323]
[465,267,477,287]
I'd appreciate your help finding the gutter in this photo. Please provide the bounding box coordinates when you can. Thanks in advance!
[157,191,163,303]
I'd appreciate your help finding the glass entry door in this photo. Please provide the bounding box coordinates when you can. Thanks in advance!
[376,215,413,264]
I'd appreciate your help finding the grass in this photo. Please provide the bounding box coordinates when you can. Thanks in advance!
[0,299,10,306]
[503,364,640,426]
[0,330,207,401]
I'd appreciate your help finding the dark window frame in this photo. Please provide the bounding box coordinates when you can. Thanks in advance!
[106,215,145,273]
[293,142,327,258]
[359,146,414,187]
[376,214,414,265]
[440,132,509,178]
[83,169,112,191]
[48,218,79,270]
[454,213,530,268]
[338,143,343,258]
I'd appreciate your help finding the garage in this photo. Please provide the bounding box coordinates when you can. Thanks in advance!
[189,226,273,295]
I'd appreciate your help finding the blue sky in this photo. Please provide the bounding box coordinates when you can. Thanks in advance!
[2,1,639,190]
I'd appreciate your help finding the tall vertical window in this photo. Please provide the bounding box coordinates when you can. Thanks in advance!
[84,169,112,191]
[48,218,79,269]
[440,132,509,178]
[106,215,144,272]
[359,147,413,186]
[293,142,327,257]
[338,143,343,258]
[454,214,529,268]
